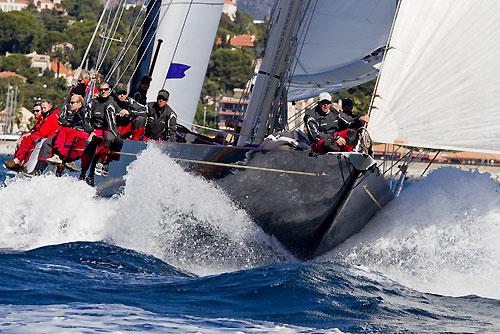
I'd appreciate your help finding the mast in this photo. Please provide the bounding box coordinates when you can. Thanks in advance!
[237,0,306,146]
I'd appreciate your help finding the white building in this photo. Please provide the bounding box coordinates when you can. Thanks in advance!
[0,0,28,12]
[222,0,237,21]
[26,52,51,76]
[34,0,61,11]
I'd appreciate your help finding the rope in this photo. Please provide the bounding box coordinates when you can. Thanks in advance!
[94,0,115,72]
[177,117,219,132]
[120,1,166,87]
[109,150,329,177]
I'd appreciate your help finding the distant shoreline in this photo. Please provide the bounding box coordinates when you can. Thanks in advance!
[375,159,500,180]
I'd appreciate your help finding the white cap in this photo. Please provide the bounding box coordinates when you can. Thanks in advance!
[318,92,332,102]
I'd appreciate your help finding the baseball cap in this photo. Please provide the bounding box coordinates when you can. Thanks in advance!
[318,92,332,103]
[157,89,170,100]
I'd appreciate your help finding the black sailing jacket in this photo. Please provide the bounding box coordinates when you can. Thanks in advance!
[58,104,93,133]
[304,105,362,143]
[145,102,177,142]
[113,95,147,127]
[86,95,120,137]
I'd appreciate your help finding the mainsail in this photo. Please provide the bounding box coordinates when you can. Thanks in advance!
[368,0,500,154]
[288,0,397,101]
[147,0,224,123]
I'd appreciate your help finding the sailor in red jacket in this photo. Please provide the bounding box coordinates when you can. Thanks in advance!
[4,99,60,170]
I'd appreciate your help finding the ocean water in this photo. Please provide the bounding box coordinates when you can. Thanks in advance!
[0,150,499,333]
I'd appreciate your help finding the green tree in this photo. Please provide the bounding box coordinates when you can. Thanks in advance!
[0,54,39,83]
[61,0,102,21]
[331,79,376,116]
[207,49,252,93]
[194,102,218,135]
[201,78,220,97]
[0,10,42,53]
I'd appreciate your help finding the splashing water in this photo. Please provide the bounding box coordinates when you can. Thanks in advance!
[324,166,500,299]
[0,146,292,276]
[0,175,114,250]
[109,145,293,275]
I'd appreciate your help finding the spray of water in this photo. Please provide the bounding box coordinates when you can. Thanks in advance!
[0,175,114,250]
[324,166,500,299]
[109,145,293,275]
[0,146,292,275]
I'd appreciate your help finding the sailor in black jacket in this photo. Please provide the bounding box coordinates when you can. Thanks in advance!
[113,84,147,140]
[304,92,368,153]
[79,81,123,185]
[145,89,177,142]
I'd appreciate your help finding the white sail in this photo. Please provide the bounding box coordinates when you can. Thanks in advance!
[368,0,500,154]
[148,0,224,123]
[287,0,397,101]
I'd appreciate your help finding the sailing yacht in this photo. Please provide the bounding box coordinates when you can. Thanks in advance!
[26,0,400,259]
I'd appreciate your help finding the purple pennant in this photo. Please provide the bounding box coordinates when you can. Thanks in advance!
[166,63,191,79]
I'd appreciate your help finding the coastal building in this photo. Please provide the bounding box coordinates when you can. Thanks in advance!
[51,42,74,55]
[0,106,32,134]
[0,72,27,82]
[50,60,74,85]
[216,94,247,130]
[230,35,254,47]
[217,34,255,48]
[0,0,28,12]
[222,0,237,21]
[34,0,61,11]
[26,52,51,76]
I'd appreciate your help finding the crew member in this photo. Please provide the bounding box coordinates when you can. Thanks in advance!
[144,89,177,142]
[30,94,93,176]
[304,92,368,153]
[113,84,147,140]
[133,75,151,105]
[4,99,60,170]
[79,81,121,186]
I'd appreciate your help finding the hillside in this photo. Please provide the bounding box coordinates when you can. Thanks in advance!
[237,0,273,20]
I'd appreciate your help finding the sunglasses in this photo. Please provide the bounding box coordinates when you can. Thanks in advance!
[69,101,79,105]
[117,91,127,95]
[157,96,167,101]
[100,87,111,92]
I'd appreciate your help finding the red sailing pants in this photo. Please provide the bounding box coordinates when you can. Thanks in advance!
[53,127,89,161]
[311,129,354,153]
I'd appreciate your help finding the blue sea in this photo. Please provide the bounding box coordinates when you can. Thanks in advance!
[0,149,499,333]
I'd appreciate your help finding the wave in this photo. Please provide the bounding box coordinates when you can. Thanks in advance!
[324,166,500,299]
[0,146,292,276]
[0,242,498,333]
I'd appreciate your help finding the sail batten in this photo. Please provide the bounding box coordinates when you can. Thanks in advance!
[368,0,500,154]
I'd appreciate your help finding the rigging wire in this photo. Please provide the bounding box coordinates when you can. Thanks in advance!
[74,0,112,84]
[115,1,167,88]
[224,0,281,143]
[94,0,115,73]
[105,3,149,81]
[96,0,128,75]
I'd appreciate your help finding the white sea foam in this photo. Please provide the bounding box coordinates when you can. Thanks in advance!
[0,175,113,250]
[0,303,343,334]
[0,145,292,275]
[109,145,293,275]
[324,166,500,299]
